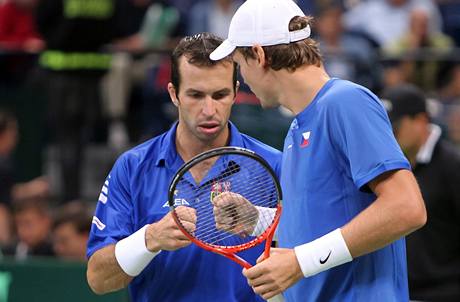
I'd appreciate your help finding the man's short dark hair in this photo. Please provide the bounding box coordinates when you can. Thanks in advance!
[382,84,428,123]
[13,197,50,216]
[171,32,237,95]
[52,202,92,234]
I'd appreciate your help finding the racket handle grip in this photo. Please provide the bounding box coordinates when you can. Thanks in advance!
[267,293,284,302]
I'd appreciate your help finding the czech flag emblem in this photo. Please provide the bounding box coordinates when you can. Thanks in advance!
[300,131,311,148]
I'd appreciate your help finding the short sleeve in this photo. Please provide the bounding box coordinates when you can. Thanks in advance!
[86,154,135,258]
[327,86,410,191]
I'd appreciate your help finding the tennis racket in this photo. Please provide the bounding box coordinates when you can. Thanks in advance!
[168,146,284,302]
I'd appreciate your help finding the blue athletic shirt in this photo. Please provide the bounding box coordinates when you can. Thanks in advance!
[87,122,282,302]
[278,79,411,302]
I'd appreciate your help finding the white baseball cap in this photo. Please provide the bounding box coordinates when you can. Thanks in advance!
[210,0,311,61]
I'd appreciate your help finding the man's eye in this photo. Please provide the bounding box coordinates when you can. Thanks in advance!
[213,93,230,100]
[189,93,203,99]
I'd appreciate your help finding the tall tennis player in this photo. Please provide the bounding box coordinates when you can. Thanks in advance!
[210,0,427,301]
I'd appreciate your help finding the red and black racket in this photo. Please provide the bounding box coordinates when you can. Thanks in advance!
[168,146,284,302]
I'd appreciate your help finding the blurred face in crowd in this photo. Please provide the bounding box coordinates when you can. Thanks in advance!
[15,208,51,248]
[168,57,237,144]
[316,7,343,42]
[53,222,88,261]
[392,114,428,156]
[410,9,429,38]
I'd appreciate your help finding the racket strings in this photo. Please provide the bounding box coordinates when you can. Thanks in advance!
[173,154,279,247]
[190,189,277,240]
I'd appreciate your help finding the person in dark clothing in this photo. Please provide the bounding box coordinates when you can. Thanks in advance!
[35,0,124,202]
[383,84,460,301]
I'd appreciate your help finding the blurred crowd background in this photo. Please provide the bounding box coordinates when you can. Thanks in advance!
[0,0,459,299]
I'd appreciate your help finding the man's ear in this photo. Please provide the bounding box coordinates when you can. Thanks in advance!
[235,80,240,94]
[167,83,179,107]
[252,45,267,68]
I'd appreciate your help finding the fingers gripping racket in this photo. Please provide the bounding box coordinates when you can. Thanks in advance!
[168,147,284,302]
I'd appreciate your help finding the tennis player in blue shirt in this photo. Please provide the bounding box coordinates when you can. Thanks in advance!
[86,33,281,302]
[210,0,427,301]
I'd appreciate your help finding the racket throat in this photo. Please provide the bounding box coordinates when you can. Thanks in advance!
[219,251,252,269]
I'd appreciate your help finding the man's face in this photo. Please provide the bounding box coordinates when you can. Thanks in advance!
[392,116,423,154]
[232,51,278,109]
[15,209,50,248]
[53,222,88,261]
[169,57,236,143]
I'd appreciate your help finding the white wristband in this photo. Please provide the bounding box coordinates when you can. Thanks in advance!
[294,228,352,278]
[252,206,276,236]
[115,225,160,277]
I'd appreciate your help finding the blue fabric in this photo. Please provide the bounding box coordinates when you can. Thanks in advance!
[87,122,282,302]
[278,79,411,301]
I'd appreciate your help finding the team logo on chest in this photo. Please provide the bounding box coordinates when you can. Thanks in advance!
[210,181,231,201]
[300,131,311,148]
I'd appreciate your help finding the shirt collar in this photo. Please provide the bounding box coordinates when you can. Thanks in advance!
[155,121,243,167]
[155,122,180,167]
[416,124,441,164]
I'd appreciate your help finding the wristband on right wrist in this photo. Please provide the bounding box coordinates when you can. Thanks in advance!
[294,228,352,278]
[115,225,161,277]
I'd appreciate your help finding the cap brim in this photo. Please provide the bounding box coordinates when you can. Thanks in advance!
[210,40,236,61]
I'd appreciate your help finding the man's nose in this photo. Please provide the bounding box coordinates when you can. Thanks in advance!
[202,96,216,116]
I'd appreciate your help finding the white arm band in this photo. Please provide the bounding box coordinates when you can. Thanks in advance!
[294,228,352,278]
[252,206,276,236]
[115,225,161,277]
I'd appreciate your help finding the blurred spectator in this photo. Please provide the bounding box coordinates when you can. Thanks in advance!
[0,0,44,52]
[0,109,17,207]
[187,0,242,38]
[384,8,454,91]
[0,205,12,247]
[52,201,92,261]
[436,60,460,105]
[112,0,180,51]
[3,198,54,259]
[103,0,183,147]
[314,2,381,90]
[0,109,49,246]
[437,0,460,46]
[117,0,151,38]
[35,0,124,202]
[446,105,460,148]
[434,60,460,145]
[0,110,50,204]
[383,84,460,301]
[344,0,442,49]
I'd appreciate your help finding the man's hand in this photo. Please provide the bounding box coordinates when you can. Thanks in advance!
[145,206,196,252]
[212,192,259,237]
[243,248,303,300]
